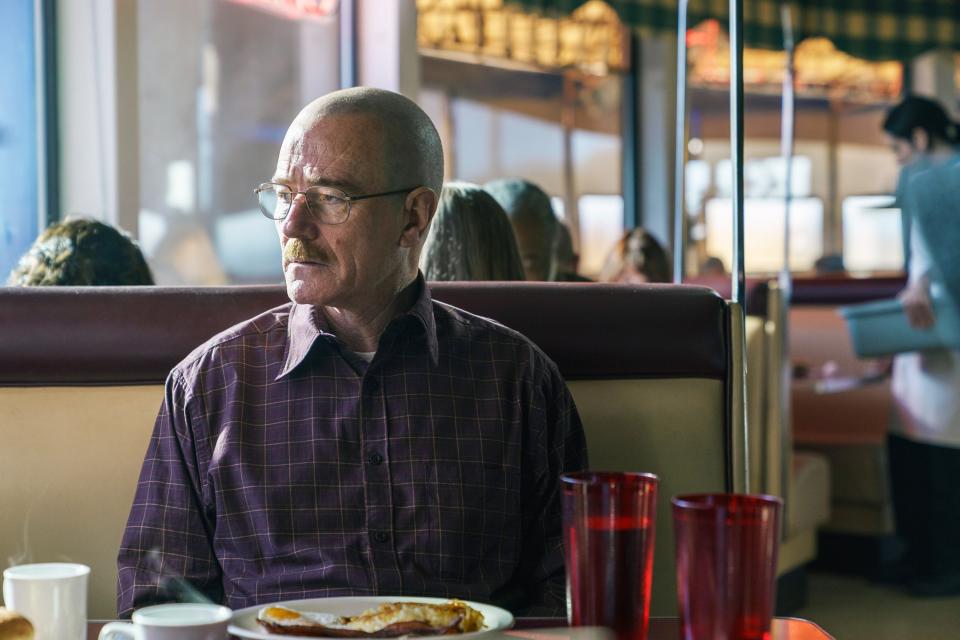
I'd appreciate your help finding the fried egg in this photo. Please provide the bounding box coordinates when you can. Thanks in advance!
[257,600,485,637]
[258,605,347,629]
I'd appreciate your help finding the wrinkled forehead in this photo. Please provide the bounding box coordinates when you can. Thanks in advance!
[275,113,386,188]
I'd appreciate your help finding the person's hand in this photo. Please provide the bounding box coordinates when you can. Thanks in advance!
[899,279,936,329]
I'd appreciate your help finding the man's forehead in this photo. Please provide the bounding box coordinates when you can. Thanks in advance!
[275,114,383,186]
[285,112,382,149]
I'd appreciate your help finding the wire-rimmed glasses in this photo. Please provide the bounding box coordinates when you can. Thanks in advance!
[254,182,415,225]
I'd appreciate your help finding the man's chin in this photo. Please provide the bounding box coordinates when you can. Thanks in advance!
[285,277,334,306]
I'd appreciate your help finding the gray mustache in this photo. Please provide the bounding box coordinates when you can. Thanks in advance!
[283,240,327,264]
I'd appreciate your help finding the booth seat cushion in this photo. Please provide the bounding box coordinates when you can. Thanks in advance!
[0,385,162,619]
[800,443,889,506]
[0,377,727,619]
[569,378,726,617]
[787,451,831,537]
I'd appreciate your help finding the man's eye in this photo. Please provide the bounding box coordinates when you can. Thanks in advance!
[276,190,294,203]
[311,192,344,206]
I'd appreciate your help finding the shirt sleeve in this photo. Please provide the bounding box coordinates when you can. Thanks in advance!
[116,370,222,617]
[512,361,589,616]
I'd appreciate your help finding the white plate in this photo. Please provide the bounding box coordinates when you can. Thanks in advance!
[229,595,515,640]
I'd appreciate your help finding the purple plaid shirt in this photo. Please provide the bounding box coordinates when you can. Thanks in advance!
[117,280,587,617]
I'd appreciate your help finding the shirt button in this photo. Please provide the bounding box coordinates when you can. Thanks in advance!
[366,452,384,466]
[372,531,389,544]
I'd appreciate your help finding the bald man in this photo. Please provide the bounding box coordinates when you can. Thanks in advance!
[117,88,587,617]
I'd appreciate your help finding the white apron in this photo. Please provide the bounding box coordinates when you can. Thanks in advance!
[891,228,960,448]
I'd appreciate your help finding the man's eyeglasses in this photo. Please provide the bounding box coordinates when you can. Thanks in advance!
[254,182,415,225]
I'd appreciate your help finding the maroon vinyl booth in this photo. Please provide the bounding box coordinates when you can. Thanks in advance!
[0,283,739,617]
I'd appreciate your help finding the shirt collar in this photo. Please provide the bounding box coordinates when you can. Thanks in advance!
[277,274,438,380]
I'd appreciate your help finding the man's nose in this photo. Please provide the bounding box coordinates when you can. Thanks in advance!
[280,193,318,239]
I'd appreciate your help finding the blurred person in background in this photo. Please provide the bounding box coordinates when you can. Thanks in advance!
[599,227,670,284]
[7,217,154,286]
[420,181,525,281]
[883,98,960,597]
[699,255,726,277]
[553,222,592,282]
[813,254,845,275]
[883,95,960,272]
[484,178,559,281]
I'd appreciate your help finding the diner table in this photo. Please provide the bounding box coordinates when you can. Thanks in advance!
[87,616,834,639]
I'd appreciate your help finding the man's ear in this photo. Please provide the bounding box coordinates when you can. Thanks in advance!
[398,187,438,248]
[913,128,930,153]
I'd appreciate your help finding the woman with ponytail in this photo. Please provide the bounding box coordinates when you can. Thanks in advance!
[883,95,960,269]
[882,96,960,597]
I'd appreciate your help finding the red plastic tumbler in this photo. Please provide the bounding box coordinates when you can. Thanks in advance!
[562,472,659,640]
[672,494,783,640]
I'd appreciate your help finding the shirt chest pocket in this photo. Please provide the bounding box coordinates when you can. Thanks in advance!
[422,459,522,581]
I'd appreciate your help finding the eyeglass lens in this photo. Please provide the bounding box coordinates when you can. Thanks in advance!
[256,184,349,223]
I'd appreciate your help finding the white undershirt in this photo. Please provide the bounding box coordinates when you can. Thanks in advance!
[355,351,376,363]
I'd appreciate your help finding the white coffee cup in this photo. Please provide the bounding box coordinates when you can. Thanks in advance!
[98,603,232,640]
[2,562,90,640]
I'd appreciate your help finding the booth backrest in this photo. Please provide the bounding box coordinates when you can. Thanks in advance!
[790,275,905,306]
[682,276,769,317]
[0,283,733,618]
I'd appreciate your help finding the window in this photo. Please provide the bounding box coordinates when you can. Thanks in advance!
[578,194,624,277]
[842,195,903,274]
[136,0,340,284]
[0,0,40,280]
[704,197,824,273]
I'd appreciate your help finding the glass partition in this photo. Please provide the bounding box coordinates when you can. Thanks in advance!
[0,0,39,280]
[136,0,340,284]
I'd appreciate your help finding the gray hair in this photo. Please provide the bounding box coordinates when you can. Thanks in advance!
[483,178,559,280]
[420,182,525,281]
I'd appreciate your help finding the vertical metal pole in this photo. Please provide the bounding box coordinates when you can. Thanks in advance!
[35,0,59,225]
[826,101,840,255]
[672,0,689,283]
[621,31,640,231]
[730,0,745,307]
[339,0,357,89]
[562,71,581,256]
[196,2,214,226]
[729,0,749,493]
[780,4,795,299]
[776,2,796,523]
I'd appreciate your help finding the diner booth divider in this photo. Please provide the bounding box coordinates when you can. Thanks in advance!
[788,276,906,553]
[0,282,741,619]
[685,276,831,587]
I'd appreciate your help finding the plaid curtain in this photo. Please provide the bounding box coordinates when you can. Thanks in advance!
[507,0,960,61]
